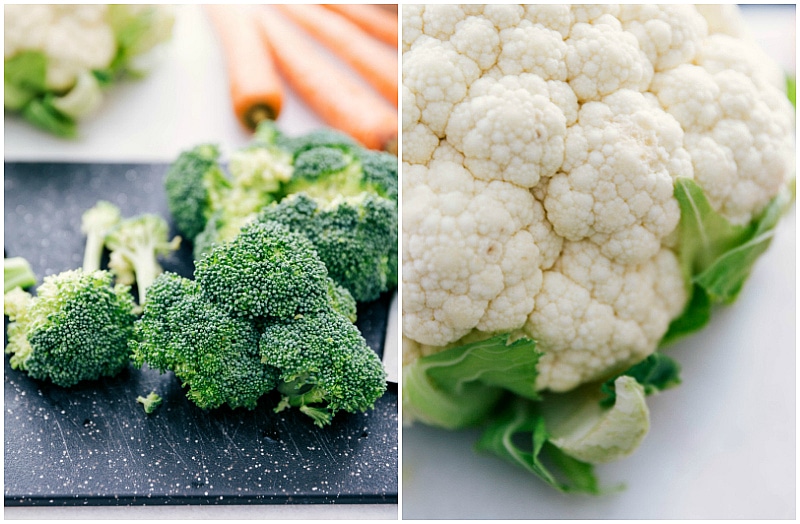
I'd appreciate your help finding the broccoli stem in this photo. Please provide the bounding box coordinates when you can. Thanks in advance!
[4,257,37,293]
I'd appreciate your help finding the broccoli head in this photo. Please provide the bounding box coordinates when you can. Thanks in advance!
[131,272,279,410]
[4,269,137,387]
[163,144,230,241]
[260,309,387,427]
[195,220,331,319]
[257,192,398,302]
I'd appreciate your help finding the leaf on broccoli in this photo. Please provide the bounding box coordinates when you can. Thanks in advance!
[402,334,540,430]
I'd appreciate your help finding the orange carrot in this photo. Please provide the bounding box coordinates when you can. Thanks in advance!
[323,4,398,48]
[205,4,283,130]
[255,6,397,154]
[275,4,397,107]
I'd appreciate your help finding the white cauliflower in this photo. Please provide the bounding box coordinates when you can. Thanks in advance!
[402,4,795,491]
[4,4,175,137]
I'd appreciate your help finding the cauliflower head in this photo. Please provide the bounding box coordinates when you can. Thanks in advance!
[402,4,795,491]
[4,4,175,137]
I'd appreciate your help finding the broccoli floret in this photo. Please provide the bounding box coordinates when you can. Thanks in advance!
[326,278,357,323]
[131,272,279,410]
[80,200,122,272]
[104,214,181,303]
[4,269,137,387]
[260,309,387,427]
[195,220,330,319]
[4,256,37,293]
[285,145,398,204]
[164,144,231,241]
[257,192,397,302]
[137,391,163,414]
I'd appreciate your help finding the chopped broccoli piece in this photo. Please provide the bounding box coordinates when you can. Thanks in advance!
[104,213,181,303]
[4,256,37,293]
[257,192,398,302]
[131,272,279,410]
[80,200,122,272]
[195,220,330,319]
[4,269,137,387]
[137,391,163,414]
[260,309,387,427]
[163,144,230,241]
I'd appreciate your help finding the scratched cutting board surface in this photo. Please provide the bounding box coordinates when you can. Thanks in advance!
[3,162,398,506]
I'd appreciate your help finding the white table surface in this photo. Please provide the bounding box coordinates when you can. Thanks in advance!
[3,4,397,520]
[401,4,797,520]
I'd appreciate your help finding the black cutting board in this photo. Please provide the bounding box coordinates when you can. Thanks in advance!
[3,162,398,506]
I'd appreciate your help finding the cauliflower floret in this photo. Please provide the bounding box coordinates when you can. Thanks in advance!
[450,15,501,72]
[652,63,794,224]
[523,4,573,39]
[403,159,561,347]
[497,20,568,80]
[528,241,686,392]
[618,4,708,71]
[543,89,692,264]
[445,74,569,188]
[565,14,654,102]
[5,5,116,91]
[402,35,479,137]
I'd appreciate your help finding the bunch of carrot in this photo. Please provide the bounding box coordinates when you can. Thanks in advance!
[205,4,398,154]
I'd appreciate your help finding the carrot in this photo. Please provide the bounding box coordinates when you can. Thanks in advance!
[255,6,397,154]
[275,4,397,107]
[205,4,283,130]
[323,4,398,48]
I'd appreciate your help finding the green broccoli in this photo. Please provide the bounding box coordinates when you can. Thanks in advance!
[256,192,397,302]
[195,220,331,319]
[133,218,385,425]
[285,143,398,204]
[131,272,279,410]
[4,256,37,293]
[137,391,163,414]
[261,309,387,427]
[4,269,137,387]
[104,213,181,303]
[80,200,122,272]
[163,143,231,241]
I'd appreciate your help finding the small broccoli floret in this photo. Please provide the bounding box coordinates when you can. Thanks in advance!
[131,272,279,410]
[260,309,387,427]
[4,256,37,293]
[195,220,330,319]
[164,144,231,241]
[80,200,122,272]
[137,391,163,414]
[358,149,399,203]
[4,269,137,387]
[327,278,357,323]
[257,192,398,302]
[104,214,181,303]
[285,144,398,204]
